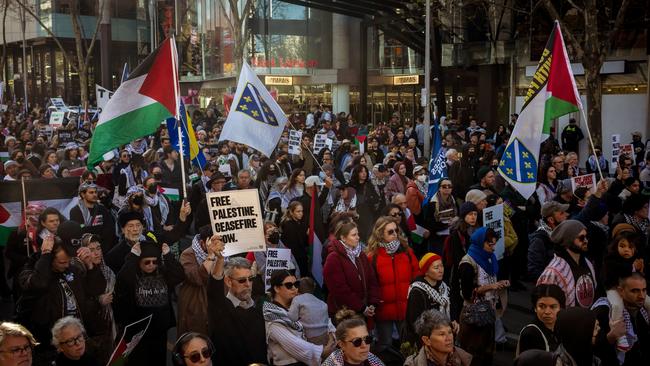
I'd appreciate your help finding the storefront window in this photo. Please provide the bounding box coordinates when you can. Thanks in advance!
[55,51,65,98]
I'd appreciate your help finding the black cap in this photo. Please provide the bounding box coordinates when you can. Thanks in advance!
[118,210,145,228]
[140,240,161,259]
[57,220,83,247]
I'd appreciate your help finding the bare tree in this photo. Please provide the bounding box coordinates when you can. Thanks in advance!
[218,0,254,74]
[14,0,102,106]
[540,0,631,144]
[1,0,8,83]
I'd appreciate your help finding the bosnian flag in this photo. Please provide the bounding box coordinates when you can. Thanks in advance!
[0,178,78,246]
[498,21,581,199]
[88,37,180,166]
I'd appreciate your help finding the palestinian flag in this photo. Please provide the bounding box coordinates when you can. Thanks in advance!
[88,37,180,167]
[498,21,581,199]
[0,150,8,162]
[0,178,79,246]
[160,187,180,201]
[308,185,323,286]
[107,314,152,366]
[355,135,367,155]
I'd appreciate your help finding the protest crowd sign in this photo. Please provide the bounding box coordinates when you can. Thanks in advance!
[571,173,597,194]
[288,129,302,155]
[483,203,505,260]
[265,247,292,291]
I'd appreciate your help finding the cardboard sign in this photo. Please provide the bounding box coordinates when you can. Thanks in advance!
[313,134,328,154]
[49,111,65,128]
[619,144,634,159]
[611,134,621,167]
[265,248,292,291]
[206,189,266,257]
[483,203,505,260]
[95,84,114,110]
[50,97,67,111]
[571,173,597,194]
[288,130,302,155]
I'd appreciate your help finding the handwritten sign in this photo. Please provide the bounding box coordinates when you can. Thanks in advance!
[483,204,505,260]
[313,134,328,154]
[49,111,65,128]
[288,130,302,155]
[571,173,597,194]
[265,248,292,291]
[206,189,265,257]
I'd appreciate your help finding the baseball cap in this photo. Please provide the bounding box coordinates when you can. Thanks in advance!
[305,176,324,187]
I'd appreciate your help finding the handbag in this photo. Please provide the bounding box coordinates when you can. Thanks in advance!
[460,290,496,327]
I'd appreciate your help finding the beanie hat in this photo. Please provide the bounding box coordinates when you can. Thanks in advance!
[57,220,83,247]
[459,202,478,218]
[139,239,161,259]
[118,210,145,228]
[550,219,586,248]
[477,166,493,180]
[465,189,487,205]
[611,223,636,238]
[418,253,442,276]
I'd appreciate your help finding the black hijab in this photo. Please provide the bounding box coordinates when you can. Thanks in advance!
[555,307,596,366]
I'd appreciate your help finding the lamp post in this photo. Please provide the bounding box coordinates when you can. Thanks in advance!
[423,0,431,157]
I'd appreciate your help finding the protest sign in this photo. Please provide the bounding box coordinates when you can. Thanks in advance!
[106,314,152,366]
[328,138,336,151]
[483,203,505,260]
[619,144,634,160]
[57,130,74,144]
[611,134,620,167]
[571,173,597,194]
[50,97,67,111]
[95,84,114,110]
[218,164,231,177]
[288,130,302,155]
[313,134,328,154]
[49,111,65,128]
[265,248,292,291]
[206,189,265,257]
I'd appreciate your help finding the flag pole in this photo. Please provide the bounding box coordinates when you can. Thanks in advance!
[21,176,29,257]
[578,107,605,181]
[170,34,188,201]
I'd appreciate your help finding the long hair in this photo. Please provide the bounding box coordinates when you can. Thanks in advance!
[284,168,305,192]
[366,216,406,253]
[281,201,303,224]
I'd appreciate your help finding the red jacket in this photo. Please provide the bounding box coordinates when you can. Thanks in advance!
[323,240,381,317]
[368,246,419,321]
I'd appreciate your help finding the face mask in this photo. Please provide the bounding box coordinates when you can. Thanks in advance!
[153,173,162,180]
[417,175,427,183]
[16,156,25,163]
[132,195,144,206]
[147,184,158,194]
[268,231,280,245]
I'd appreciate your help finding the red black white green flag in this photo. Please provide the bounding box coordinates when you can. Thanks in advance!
[106,314,152,366]
[88,37,180,166]
[498,21,582,199]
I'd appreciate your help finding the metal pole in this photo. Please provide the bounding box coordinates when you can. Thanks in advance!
[423,0,431,157]
[21,5,28,114]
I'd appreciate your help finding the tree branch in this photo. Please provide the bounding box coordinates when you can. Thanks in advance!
[14,0,78,72]
[541,0,584,58]
[218,0,235,35]
[565,0,584,14]
[605,0,630,54]
[84,1,104,69]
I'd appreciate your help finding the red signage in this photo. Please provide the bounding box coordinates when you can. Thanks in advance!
[251,57,318,68]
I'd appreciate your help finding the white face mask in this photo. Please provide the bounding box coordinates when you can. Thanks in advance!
[417,175,427,183]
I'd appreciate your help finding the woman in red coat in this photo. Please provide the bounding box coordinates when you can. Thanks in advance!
[323,221,381,320]
[366,216,419,353]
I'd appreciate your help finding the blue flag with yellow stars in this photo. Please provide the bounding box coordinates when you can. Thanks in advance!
[219,62,288,157]
[499,138,537,185]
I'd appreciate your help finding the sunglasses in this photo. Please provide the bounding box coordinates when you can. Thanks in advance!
[577,235,588,242]
[346,335,373,347]
[386,228,398,236]
[143,259,158,265]
[185,347,213,363]
[281,281,301,290]
[390,212,404,217]
[441,184,452,188]
[231,275,255,284]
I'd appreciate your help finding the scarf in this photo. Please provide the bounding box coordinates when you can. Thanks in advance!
[407,279,450,318]
[77,202,93,227]
[334,192,357,213]
[380,239,401,255]
[468,228,499,276]
[191,234,208,266]
[262,301,304,332]
[342,240,362,266]
[538,221,553,236]
[143,192,169,229]
[624,213,649,233]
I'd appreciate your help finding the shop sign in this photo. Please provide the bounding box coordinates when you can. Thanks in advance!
[393,75,419,85]
[264,76,293,86]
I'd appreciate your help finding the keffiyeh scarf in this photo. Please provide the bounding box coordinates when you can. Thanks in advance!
[143,193,169,230]
[342,240,363,266]
[263,301,304,332]
[380,240,401,255]
[624,213,649,234]
[191,234,208,266]
[408,279,450,318]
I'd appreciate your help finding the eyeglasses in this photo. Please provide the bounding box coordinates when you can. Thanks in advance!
[577,235,588,242]
[185,347,213,363]
[60,334,85,347]
[0,344,32,356]
[282,281,301,290]
[390,212,404,217]
[345,335,373,347]
[143,259,158,265]
[230,275,255,284]
[386,228,398,236]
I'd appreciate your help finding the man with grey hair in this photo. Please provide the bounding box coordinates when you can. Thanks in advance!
[207,237,267,365]
[50,316,96,364]
[405,309,472,366]
[226,169,253,191]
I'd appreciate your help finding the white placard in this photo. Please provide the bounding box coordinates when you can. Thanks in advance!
[483,203,505,260]
[218,164,232,177]
[313,134,328,154]
[265,248,292,291]
[206,189,266,257]
[326,138,334,151]
[611,134,621,168]
[49,111,65,128]
[571,173,597,194]
[95,84,114,110]
[288,130,302,155]
[50,97,67,111]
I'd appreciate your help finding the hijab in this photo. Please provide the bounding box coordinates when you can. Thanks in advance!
[555,307,596,366]
[467,227,499,276]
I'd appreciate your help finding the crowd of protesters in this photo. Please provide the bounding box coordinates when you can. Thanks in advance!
[0,99,649,366]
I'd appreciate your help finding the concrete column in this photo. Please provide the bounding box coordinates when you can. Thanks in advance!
[332,14,350,114]
[99,0,112,89]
